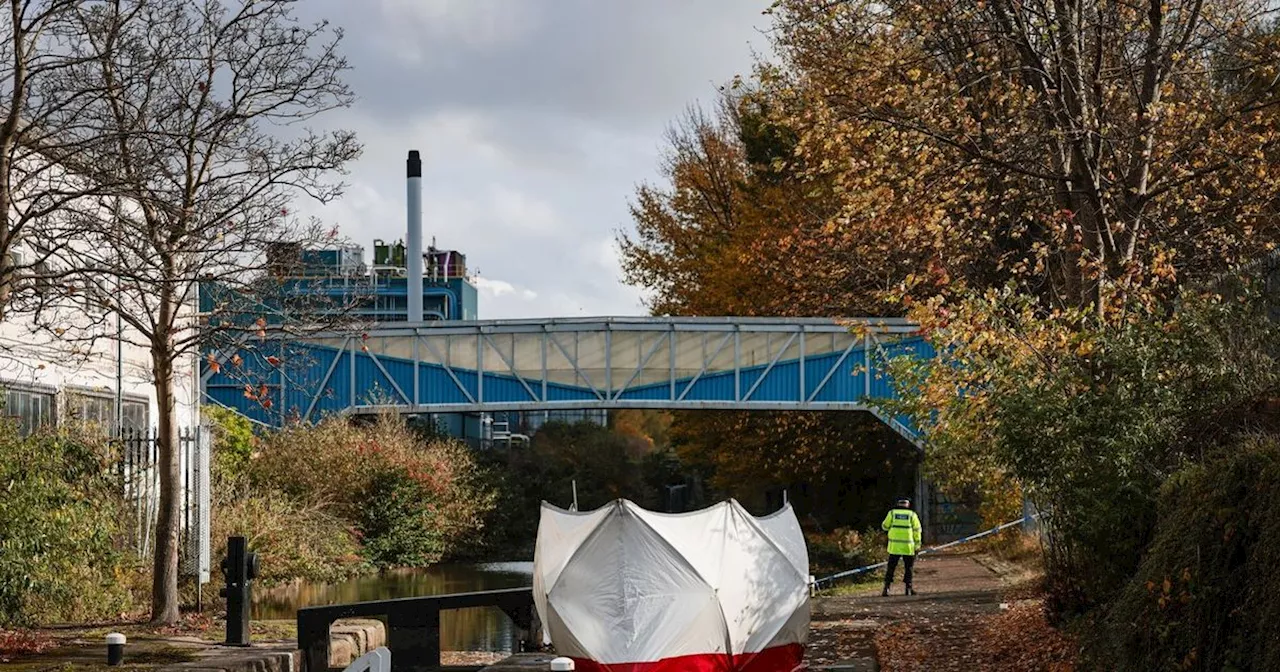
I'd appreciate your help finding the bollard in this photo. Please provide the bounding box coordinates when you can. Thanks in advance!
[218,536,259,647]
[106,633,126,666]
[550,657,575,671]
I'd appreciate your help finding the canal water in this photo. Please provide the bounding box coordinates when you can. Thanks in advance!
[253,562,534,654]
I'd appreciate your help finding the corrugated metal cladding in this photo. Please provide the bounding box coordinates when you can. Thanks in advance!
[203,335,932,425]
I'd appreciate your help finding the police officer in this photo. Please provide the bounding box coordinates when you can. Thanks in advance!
[881,497,922,596]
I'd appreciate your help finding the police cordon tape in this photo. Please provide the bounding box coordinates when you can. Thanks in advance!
[812,513,1041,588]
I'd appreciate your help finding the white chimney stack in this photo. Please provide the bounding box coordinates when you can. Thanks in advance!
[406,150,423,322]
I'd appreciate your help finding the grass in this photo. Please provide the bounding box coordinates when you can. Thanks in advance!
[816,572,885,597]
[1,617,302,671]
[975,529,1043,565]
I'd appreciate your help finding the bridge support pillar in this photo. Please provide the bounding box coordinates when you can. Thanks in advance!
[915,463,932,544]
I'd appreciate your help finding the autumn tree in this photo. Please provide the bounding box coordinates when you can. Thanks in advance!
[622,0,1280,557]
[31,0,361,623]
[620,100,921,528]
[622,96,952,319]
[767,0,1280,314]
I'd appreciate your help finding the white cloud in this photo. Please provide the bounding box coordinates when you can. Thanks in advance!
[377,0,539,61]
[487,185,562,236]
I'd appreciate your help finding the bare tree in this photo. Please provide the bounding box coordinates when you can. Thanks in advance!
[0,1,127,319]
[31,0,362,623]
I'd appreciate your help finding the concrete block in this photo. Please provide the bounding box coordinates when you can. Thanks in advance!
[328,618,386,667]
[156,646,301,672]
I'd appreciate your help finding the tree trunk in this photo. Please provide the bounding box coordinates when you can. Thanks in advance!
[0,215,12,322]
[150,352,181,624]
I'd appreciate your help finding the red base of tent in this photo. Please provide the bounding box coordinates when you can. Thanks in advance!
[569,643,805,672]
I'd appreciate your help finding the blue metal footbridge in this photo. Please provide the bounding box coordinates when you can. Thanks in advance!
[201,316,931,440]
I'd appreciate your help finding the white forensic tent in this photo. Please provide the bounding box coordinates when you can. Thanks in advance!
[533,499,810,672]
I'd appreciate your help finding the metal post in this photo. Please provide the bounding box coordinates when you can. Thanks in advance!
[106,633,126,666]
[219,536,257,646]
[733,328,740,402]
[113,198,123,438]
[798,328,806,404]
[864,332,871,398]
[668,328,676,401]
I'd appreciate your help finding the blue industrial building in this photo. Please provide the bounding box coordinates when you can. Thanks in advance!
[202,222,606,442]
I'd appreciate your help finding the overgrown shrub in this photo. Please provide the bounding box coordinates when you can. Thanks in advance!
[245,414,496,568]
[211,485,367,586]
[357,466,452,567]
[1086,434,1280,671]
[0,423,138,626]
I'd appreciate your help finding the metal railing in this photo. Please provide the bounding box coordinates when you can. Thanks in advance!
[116,426,212,584]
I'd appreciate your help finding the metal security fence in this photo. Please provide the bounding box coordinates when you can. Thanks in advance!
[117,426,212,584]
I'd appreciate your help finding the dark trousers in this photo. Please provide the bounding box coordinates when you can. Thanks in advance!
[884,553,915,586]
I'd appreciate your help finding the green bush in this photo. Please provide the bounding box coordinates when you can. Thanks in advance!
[1086,434,1280,671]
[204,405,257,479]
[357,466,451,567]
[0,423,139,626]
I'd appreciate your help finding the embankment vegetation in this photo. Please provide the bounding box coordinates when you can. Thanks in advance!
[207,411,495,587]
[0,423,141,627]
[1093,433,1280,670]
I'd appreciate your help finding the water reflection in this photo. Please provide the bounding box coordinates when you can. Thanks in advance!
[253,562,534,653]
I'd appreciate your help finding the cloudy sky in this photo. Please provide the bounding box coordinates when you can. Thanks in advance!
[292,1,773,319]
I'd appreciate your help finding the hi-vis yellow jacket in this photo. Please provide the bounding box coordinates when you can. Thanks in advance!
[881,508,923,556]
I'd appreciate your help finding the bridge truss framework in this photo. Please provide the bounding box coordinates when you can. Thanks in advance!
[202,316,930,442]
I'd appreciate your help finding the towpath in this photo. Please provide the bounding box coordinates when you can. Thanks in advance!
[807,550,1072,671]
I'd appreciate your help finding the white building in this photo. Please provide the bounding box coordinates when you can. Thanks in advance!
[0,250,200,436]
